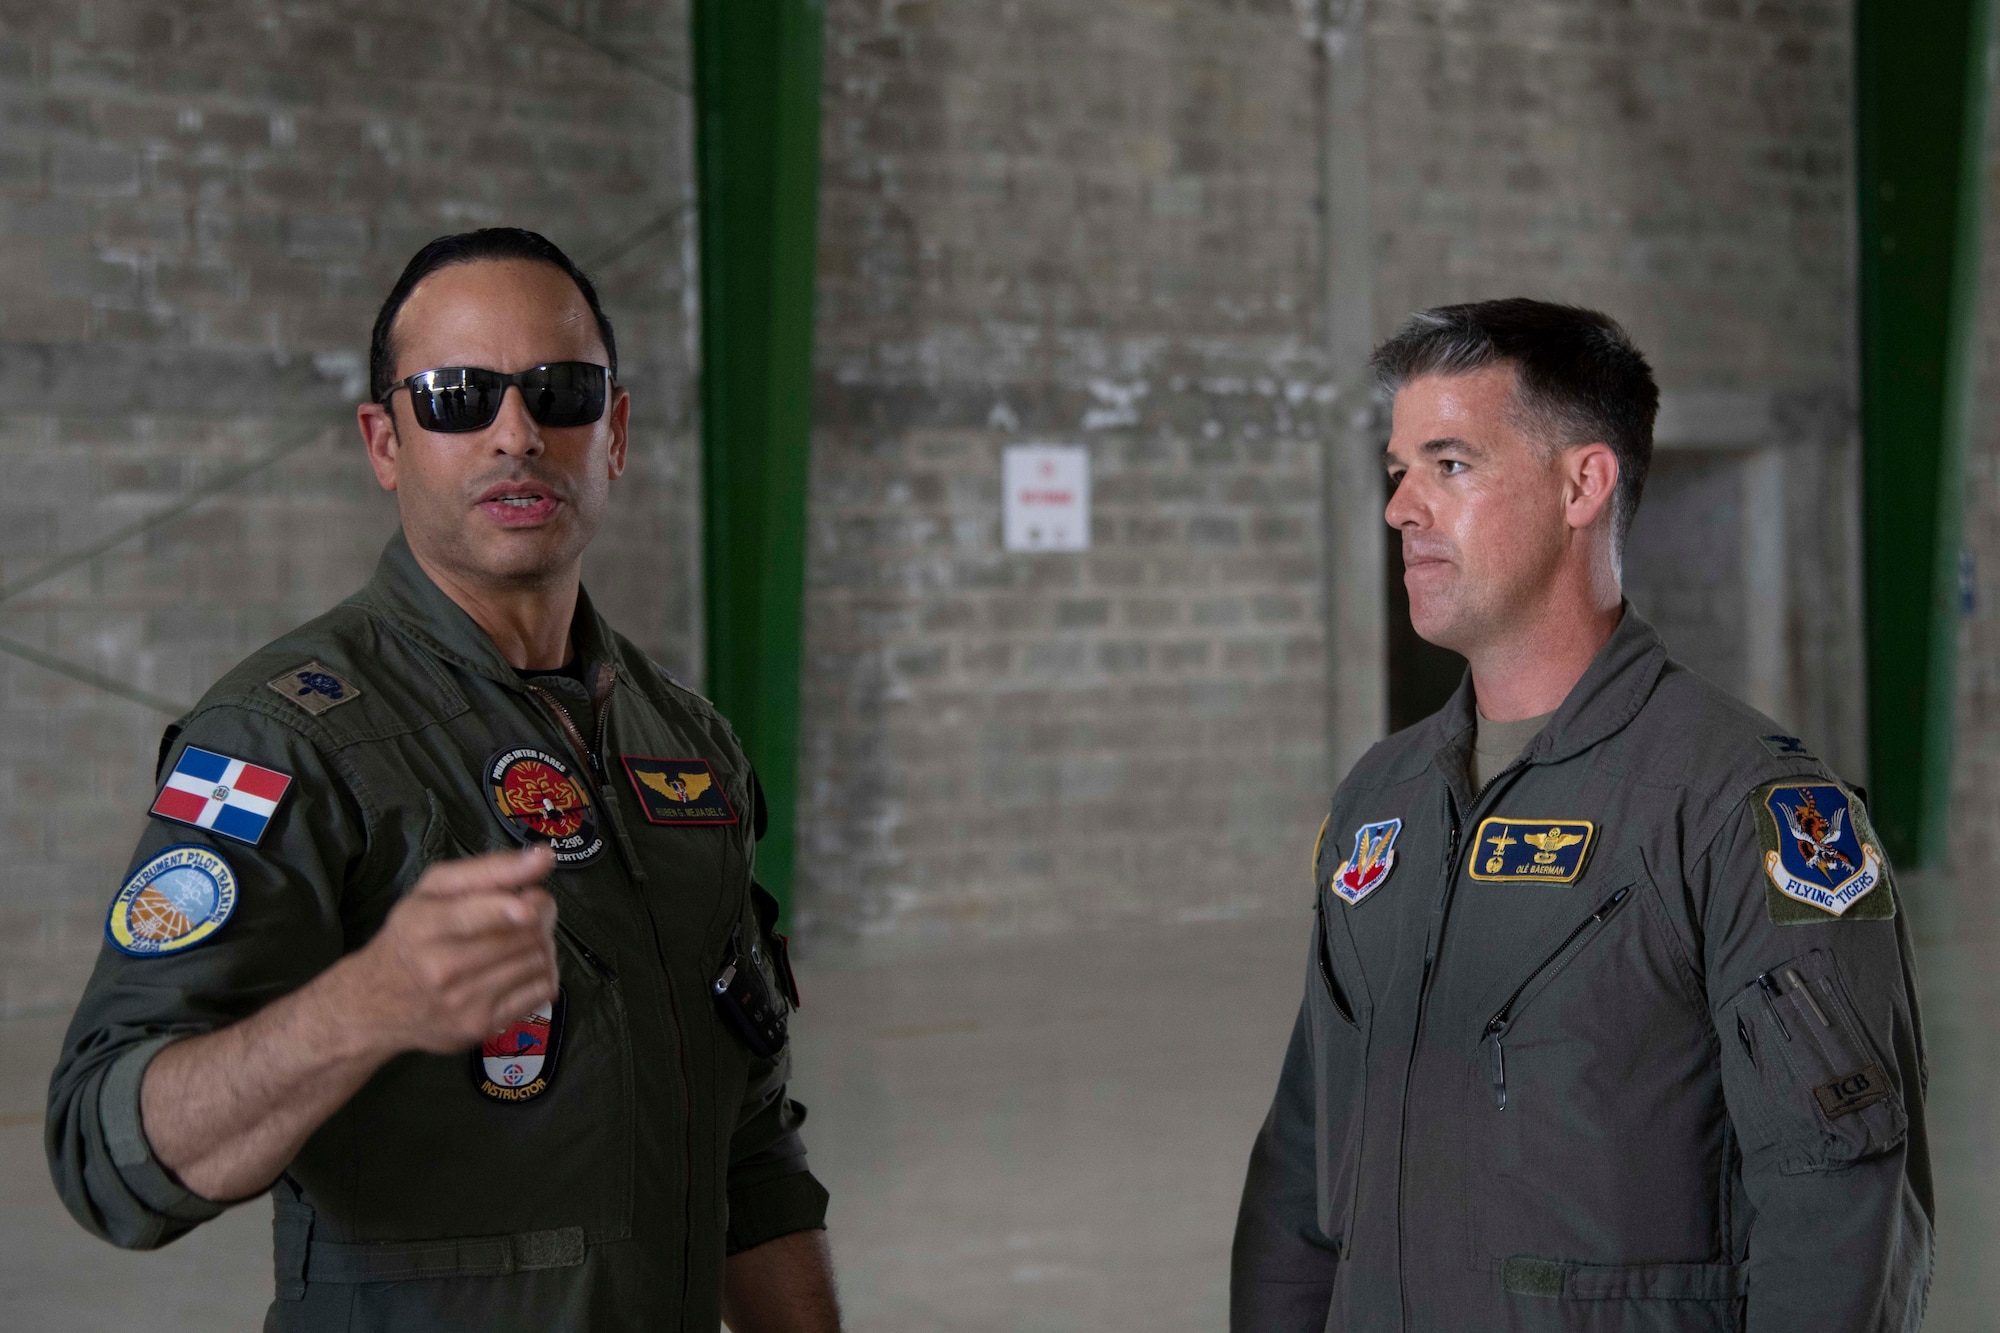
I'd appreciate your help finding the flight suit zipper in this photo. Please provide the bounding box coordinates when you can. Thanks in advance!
[1481,886,1631,1109]
[530,671,695,1319]
[526,675,649,884]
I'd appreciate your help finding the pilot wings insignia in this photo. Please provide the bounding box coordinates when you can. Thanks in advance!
[1468,817,1595,882]
[638,768,713,805]
[621,756,738,826]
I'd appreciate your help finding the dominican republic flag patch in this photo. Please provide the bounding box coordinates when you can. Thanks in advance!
[149,747,293,845]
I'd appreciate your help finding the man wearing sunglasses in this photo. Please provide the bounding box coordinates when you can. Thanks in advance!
[48,228,840,1332]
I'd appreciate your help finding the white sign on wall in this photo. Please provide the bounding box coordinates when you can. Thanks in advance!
[1002,444,1090,552]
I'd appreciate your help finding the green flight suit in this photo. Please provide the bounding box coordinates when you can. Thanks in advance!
[47,532,828,1331]
[1232,609,1932,1332]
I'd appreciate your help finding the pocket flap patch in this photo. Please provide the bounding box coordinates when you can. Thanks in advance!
[1813,1064,1891,1119]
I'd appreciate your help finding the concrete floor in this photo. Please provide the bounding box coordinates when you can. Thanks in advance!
[2,882,1995,1331]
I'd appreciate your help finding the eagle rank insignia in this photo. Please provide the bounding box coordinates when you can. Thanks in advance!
[1332,818,1402,906]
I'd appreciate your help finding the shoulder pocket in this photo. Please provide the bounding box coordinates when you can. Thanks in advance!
[1719,948,1907,1173]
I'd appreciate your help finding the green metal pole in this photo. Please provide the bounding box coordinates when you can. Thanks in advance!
[1857,0,1993,868]
[692,0,824,918]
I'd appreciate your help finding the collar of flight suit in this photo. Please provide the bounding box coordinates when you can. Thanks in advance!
[354,529,619,704]
[1427,602,1669,806]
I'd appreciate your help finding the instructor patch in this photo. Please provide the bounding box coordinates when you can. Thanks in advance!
[1468,818,1595,882]
[106,844,238,956]
[621,756,738,825]
[474,989,566,1103]
[1756,781,1893,923]
[485,747,605,867]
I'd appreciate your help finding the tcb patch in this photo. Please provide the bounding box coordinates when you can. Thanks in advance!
[1331,818,1401,906]
[1755,782,1892,923]
[1468,818,1595,883]
[106,844,238,956]
[621,756,738,825]
[485,747,605,867]
[474,989,566,1103]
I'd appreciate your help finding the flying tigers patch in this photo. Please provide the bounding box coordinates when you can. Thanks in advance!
[1754,781,1894,924]
[1468,818,1596,883]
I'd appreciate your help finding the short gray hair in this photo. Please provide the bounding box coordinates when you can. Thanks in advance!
[1371,297,1659,547]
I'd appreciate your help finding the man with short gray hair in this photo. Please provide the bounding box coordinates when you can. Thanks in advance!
[1232,298,1931,1330]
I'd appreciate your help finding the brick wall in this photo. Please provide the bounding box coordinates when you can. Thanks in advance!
[0,0,698,1017]
[797,0,1335,938]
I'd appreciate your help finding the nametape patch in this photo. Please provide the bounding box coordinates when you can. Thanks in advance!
[474,989,566,1103]
[1814,1064,1891,1119]
[1331,818,1401,906]
[621,756,738,825]
[1468,818,1596,883]
[106,844,238,956]
[1755,782,1892,923]
[486,747,605,867]
[149,746,291,846]
[267,660,361,716]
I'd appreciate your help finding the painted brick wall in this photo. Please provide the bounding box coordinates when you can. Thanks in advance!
[0,0,698,1018]
[796,0,1337,938]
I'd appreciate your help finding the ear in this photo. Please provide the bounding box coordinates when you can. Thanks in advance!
[605,386,630,481]
[357,401,401,493]
[1562,442,1619,532]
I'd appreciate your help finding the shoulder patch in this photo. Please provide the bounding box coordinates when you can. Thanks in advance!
[1759,734,1816,760]
[106,844,238,956]
[267,660,361,716]
[150,746,291,845]
[1331,818,1401,906]
[1754,781,1895,924]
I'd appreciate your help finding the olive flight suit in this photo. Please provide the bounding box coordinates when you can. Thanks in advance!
[47,532,827,1332]
[1232,609,1932,1332]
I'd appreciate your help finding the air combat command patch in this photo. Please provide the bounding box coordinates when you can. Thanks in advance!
[106,844,238,956]
[1468,817,1596,883]
[621,756,738,825]
[1755,781,1893,923]
[1331,818,1402,906]
[486,747,605,867]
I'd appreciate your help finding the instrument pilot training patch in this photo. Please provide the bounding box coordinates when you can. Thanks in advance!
[106,844,238,956]
[1331,818,1401,906]
[621,756,738,825]
[1754,781,1894,924]
[1468,818,1596,883]
[485,747,605,867]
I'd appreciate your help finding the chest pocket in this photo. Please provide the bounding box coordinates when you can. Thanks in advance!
[1718,948,1908,1174]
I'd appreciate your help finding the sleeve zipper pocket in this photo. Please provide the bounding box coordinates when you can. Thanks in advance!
[1482,886,1631,1109]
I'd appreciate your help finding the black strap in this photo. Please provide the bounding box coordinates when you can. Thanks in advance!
[305,1226,587,1283]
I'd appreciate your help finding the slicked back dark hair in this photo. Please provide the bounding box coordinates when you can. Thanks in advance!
[1370,297,1658,547]
[368,227,617,402]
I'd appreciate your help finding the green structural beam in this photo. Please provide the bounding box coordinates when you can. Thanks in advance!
[692,0,825,919]
[1857,0,1994,869]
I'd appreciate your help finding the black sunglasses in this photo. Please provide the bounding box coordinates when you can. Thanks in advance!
[380,362,611,434]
